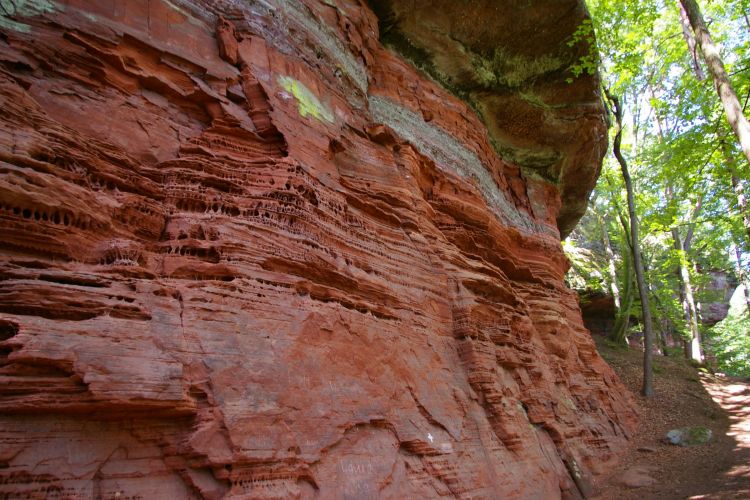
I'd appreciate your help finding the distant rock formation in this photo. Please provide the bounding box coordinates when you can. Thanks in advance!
[699,270,738,327]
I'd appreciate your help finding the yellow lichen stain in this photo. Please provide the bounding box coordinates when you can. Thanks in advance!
[277,75,334,124]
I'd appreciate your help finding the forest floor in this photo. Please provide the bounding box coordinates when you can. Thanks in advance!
[592,337,750,499]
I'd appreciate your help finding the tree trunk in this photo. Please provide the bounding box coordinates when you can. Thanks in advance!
[658,320,669,354]
[606,90,656,397]
[680,0,750,165]
[730,174,750,241]
[673,266,692,359]
[674,266,692,359]
[677,1,706,80]
[720,141,750,242]
[650,293,679,355]
[598,212,621,308]
[672,228,703,362]
[734,243,750,313]
[611,246,634,345]
[664,186,704,362]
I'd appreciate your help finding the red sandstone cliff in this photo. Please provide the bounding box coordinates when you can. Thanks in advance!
[0,1,636,498]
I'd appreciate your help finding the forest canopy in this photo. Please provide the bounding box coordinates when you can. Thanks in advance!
[565,0,750,379]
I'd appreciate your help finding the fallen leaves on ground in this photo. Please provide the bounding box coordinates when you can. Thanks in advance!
[592,338,750,499]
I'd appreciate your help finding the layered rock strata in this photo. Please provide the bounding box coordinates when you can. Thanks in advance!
[0,1,636,498]
[369,0,609,235]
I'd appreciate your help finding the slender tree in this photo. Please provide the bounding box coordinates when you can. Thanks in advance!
[600,175,636,345]
[611,247,635,345]
[591,205,622,309]
[601,214,622,309]
[671,225,703,361]
[720,140,750,242]
[733,243,750,313]
[677,1,705,81]
[606,90,656,397]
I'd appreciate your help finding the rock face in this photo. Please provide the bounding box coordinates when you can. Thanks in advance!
[369,0,609,236]
[579,291,617,337]
[0,1,635,498]
[699,270,737,327]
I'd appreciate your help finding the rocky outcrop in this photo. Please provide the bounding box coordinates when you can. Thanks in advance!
[370,0,609,236]
[579,291,617,337]
[699,270,737,327]
[0,1,635,498]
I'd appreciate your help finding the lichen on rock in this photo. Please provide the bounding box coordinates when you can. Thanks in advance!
[666,426,713,447]
[369,0,608,235]
[278,75,334,123]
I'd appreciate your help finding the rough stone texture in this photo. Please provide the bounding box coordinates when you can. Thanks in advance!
[699,270,737,327]
[0,1,635,498]
[665,427,713,447]
[578,291,616,337]
[369,0,609,236]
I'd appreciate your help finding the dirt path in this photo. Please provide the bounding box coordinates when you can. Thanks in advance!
[699,376,750,497]
[592,340,750,499]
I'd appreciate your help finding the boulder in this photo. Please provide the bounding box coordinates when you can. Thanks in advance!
[665,426,713,446]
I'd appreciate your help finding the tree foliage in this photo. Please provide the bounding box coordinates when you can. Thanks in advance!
[564,0,750,377]
[708,308,750,377]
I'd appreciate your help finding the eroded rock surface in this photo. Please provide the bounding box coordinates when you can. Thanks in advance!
[0,1,635,498]
[579,291,616,337]
[699,270,737,327]
[369,0,608,235]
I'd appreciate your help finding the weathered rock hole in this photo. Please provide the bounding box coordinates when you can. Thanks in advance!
[0,319,19,342]
[38,274,107,288]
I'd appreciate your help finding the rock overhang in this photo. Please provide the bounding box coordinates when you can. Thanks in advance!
[368,0,608,237]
